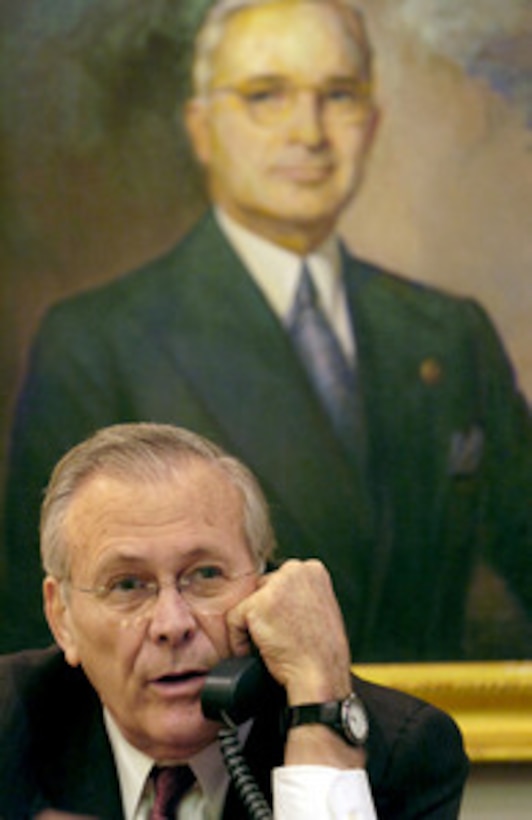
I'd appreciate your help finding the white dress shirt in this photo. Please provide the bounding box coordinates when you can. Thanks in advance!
[215,208,356,365]
[105,710,376,820]
[105,709,234,820]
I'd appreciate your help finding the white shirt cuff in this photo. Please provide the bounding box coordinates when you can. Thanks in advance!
[273,765,377,819]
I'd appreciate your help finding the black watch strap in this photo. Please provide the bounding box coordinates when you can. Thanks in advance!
[288,701,341,728]
[286,694,368,746]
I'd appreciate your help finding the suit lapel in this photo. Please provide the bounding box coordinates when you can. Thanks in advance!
[34,660,124,818]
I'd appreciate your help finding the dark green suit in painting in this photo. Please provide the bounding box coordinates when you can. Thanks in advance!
[3,211,531,659]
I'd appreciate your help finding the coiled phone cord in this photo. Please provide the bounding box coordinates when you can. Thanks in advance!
[219,726,273,820]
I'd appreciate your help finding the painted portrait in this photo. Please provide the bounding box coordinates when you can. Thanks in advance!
[1,0,530,721]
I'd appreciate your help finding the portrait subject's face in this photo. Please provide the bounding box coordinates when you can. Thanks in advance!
[44,461,259,762]
[186,1,378,252]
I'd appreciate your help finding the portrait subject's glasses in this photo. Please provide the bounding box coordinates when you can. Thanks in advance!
[67,564,262,617]
[210,78,374,127]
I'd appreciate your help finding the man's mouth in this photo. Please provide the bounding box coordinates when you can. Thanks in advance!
[149,669,208,696]
[155,671,205,685]
[277,163,332,183]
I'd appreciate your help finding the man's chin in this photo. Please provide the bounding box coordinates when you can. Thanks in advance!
[265,192,349,228]
[137,712,220,762]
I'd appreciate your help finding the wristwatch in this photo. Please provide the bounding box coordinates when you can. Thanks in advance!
[286,691,369,746]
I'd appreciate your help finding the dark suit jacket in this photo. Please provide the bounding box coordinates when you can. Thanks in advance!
[3,211,531,659]
[0,646,468,819]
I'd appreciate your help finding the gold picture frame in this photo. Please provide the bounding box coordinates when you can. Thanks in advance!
[355,661,532,762]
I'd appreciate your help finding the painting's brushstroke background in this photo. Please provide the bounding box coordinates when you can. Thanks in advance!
[1,0,530,589]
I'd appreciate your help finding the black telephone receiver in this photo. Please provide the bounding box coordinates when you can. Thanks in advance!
[201,654,279,726]
[201,655,280,820]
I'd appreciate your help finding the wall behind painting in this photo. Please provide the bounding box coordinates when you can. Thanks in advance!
[1,0,531,580]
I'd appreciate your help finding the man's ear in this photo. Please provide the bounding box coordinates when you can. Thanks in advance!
[184,98,212,166]
[362,105,381,155]
[43,576,81,667]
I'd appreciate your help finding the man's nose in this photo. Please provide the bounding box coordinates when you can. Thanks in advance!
[147,585,198,645]
[288,90,327,145]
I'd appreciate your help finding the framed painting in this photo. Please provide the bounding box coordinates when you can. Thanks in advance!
[1,0,530,760]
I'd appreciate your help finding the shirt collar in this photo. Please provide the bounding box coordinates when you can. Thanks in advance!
[104,708,253,820]
[214,207,342,322]
[104,709,153,820]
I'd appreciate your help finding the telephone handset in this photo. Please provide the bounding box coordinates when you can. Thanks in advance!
[201,653,280,725]
[201,654,280,820]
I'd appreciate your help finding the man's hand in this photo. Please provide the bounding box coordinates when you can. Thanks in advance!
[226,559,352,706]
[226,560,365,769]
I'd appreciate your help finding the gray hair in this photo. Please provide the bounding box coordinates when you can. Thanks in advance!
[40,423,277,580]
[191,0,373,98]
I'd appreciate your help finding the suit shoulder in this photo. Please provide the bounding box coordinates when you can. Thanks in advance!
[0,645,61,690]
[0,646,85,707]
[355,674,468,815]
[346,252,488,325]
[354,676,461,737]
[0,647,100,768]
[40,210,217,327]
[354,672,464,745]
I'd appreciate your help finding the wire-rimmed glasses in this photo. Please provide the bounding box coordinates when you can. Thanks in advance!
[210,77,374,127]
[68,563,263,618]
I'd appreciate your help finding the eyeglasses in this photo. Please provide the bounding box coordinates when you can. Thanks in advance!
[210,78,374,127]
[68,564,262,617]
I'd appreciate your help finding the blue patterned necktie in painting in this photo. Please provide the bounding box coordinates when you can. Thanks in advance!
[288,263,361,454]
[150,765,195,820]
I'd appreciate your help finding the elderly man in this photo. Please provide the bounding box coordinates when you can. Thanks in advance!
[3,0,531,660]
[0,423,468,819]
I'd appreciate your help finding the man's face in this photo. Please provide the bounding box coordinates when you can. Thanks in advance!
[44,460,259,762]
[186,1,378,252]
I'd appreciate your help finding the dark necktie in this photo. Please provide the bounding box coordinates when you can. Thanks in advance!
[288,263,361,453]
[150,765,195,820]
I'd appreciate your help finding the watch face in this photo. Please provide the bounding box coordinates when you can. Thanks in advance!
[342,694,369,744]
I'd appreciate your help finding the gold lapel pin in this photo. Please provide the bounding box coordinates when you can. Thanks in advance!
[419,357,443,386]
